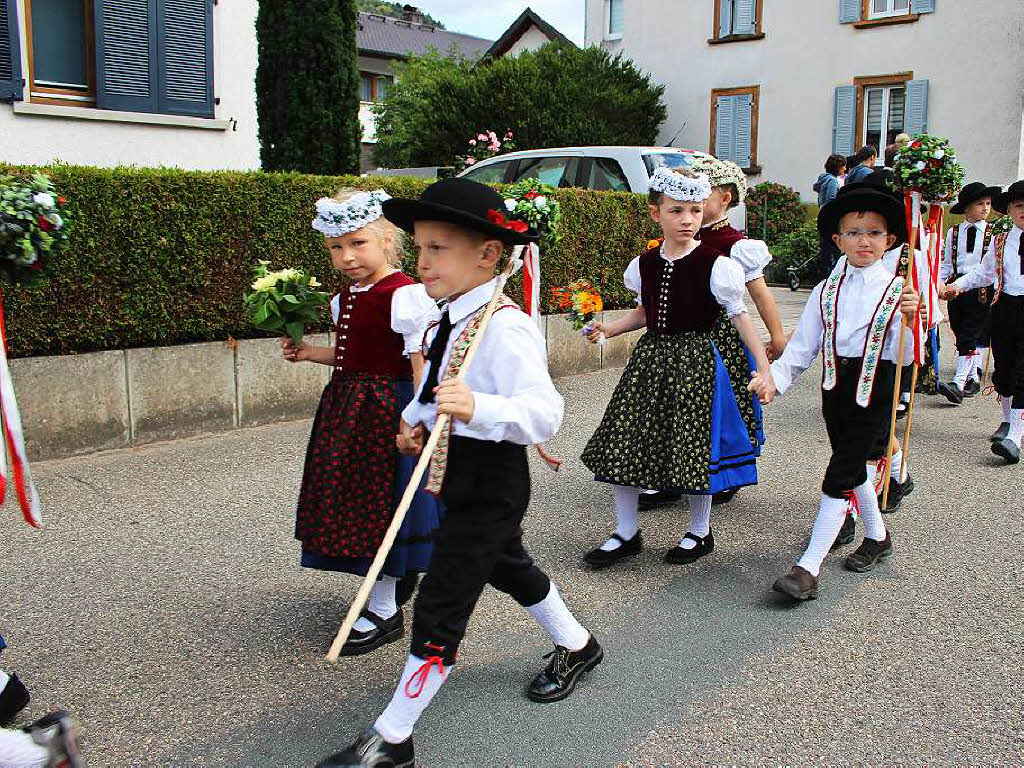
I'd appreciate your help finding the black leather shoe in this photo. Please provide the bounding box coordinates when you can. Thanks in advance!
[878,477,903,514]
[316,727,414,767]
[338,610,404,657]
[712,488,739,506]
[663,531,714,565]
[395,575,419,608]
[845,532,893,573]
[900,473,915,497]
[830,513,856,550]
[937,381,964,404]
[895,399,909,420]
[638,490,683,510]
[772,565,818,601]
[526,634,603,703]
[0,673,29,724]
[584,531,642,568]
[963,378,981,397]
[992,438,1021,464]
[991,422,1010,442]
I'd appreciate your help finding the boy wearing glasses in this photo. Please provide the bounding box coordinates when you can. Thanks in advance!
[753,183,920,600]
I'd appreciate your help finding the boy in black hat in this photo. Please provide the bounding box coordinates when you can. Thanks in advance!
[945,181,1024,464]
[316,178,601,768]
[758,182,920,600]
[937,182,1000,403]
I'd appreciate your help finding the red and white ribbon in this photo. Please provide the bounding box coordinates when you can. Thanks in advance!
[521,242,542,328]
[0,294,42,528]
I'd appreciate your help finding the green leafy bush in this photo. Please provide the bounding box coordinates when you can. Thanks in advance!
[765,222,820,284]
[746,182,806,245]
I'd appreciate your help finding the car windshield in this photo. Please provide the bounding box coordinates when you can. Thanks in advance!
[642,153,694,175]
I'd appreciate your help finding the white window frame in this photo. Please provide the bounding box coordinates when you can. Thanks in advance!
[868,0,911,20]
[862,84,906,149]
[605,0,623,40]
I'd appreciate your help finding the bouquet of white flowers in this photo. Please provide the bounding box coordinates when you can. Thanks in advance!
[243,261,329,344]
[0,172,71,285]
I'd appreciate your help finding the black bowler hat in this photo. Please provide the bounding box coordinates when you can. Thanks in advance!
[950,182,1001,215]
[818,170,907,248]
[382,177,539,245]
[993,180,1024,215]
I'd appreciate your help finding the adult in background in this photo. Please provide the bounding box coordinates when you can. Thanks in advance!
[845,145,878,184]
[814,154,847,276]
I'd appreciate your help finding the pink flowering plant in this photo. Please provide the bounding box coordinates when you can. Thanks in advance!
[891,134,964,203]
[460,129,515,171]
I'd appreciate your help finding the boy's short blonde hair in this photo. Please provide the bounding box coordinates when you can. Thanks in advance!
[331,188,405,267]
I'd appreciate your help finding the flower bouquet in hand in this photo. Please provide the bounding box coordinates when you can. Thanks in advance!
[0,172,71,285]
[244,261,329,345]
[551,279,605,343]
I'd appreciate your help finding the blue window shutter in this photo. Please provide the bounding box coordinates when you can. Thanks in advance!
[157,0,214,117]
[715,95,736,162]
[733,0,756,35]
[905,79,929,134]
[832,85,856,155]
[734,94,753,168]
[839,0,862,23]
[94,0,159,113]
[910,0,935,13]
[719,0,734,37]
[0,0,23,101]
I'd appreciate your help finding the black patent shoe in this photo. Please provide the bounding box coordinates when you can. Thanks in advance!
[638,490,683,510]
[991,422,1010,442]
[663,531,714,565]
[937,381,964,404]
[830,513,856,550]
[963,378,981,397]
[316,727,414,768]
[992,438,1021,464]
[0,673,29,724]
[878,477,903,514]
[712,488,739,506]
[338,610,404,657]
[526,634,603,703]
[584,531,643,568]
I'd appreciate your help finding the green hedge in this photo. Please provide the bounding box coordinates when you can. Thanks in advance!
[1,166,659,358]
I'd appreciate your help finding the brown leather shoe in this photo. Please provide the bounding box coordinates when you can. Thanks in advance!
[772,565,818,600]
[845,532,893,572]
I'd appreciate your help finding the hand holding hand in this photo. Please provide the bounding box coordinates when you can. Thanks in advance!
[747,370,777,405]
[434,378,476,423]
[396,420,425,456]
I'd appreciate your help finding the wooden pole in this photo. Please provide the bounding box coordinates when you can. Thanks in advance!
[325,249,524,663]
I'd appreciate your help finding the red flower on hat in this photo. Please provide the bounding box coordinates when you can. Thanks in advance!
[486,209,528,233]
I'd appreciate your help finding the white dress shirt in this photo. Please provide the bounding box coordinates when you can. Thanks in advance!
[832,245,942,328]
[953,226,1024,297]
[401,278,564,445]
[623,250,749,318]
[771,259,914,395]
[940,220,989,281]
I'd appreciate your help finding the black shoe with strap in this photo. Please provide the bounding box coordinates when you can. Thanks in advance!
[900,473,915,497]
[526,634,603,703]
[992,438,1021,464]
[316,727,414,768]
[663,530,714,565]
[845,532,893,573]
[711,488,739,506]
[338,610,404,657]
[963,378,981,397]
[583,531,642,568]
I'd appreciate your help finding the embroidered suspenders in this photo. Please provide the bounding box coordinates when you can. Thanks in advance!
[992,233,1008,305]
[950,223,994,303]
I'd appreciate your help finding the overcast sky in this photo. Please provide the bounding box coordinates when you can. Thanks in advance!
[411,0,586,44]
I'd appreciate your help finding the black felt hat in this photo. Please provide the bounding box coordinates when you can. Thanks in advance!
[993,180,1024,215]
[818,170,907,248]
[382,177,539,245]
[950,182,1001,215]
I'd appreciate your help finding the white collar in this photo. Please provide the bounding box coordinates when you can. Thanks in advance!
[846,258,890,285]
[446,278,499,324]
[963,219,986,229]
[349,270,399,293]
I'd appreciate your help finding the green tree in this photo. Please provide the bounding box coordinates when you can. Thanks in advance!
[256,0,362,174]
[372,44,667,168]
[357,0,445,27]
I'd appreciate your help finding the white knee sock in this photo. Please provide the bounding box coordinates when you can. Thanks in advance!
[374,654,452,743]
[599,485,641,551]
[678,494,712,549]
[975,348,988,378]
[526,583,590,651]
[853,480,887,542]
[797,494,849,577]
[0,728,50,768]
[890,450,903,482]
[953,355,973,388]
[353,575,399,632]
[1001,396,1012,423]
[1008,409,1024,447]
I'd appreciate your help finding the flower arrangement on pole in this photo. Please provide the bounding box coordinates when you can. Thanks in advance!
[496,178,560,326]
[0,172,72,286]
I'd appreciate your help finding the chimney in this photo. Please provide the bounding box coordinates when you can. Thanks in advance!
[402,4,430,25]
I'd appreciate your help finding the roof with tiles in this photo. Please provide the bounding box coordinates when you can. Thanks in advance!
[357,12,494,60]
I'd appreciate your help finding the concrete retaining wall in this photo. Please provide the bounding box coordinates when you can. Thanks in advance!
[10,316,642,462]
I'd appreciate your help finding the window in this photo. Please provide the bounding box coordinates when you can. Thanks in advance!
[710,86,759,172]
[833,74,928,156]
[863,84,905,149]
[840,0,934,27]
[586,158,630,192]
[462,160,514,184]
[1,0,215,117]
[606,0,623,38]
[359,72,393,103]
[643,152,695,175]
[513,156,581,187]
[712,0,763,41]
[868,0,910,18]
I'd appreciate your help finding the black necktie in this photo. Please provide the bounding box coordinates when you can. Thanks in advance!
[418,310,452,404]
[966,225,977,254]
[1018,234,1023,276]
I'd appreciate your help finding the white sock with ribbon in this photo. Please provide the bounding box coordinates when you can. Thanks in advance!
[1008,409,1024,448]
[797,494,848,577]
[854,480,887,542]
[375,654,452,744]
[526,583,590,651]
[975,348,988,379]
[600,485,641,551]
[953,355,973,388]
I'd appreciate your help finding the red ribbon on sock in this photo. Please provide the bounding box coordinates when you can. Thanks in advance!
[404,645,447,699]
[844,489,861,520]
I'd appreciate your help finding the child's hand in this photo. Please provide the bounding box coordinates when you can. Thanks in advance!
[434,379,475,423]
[585,322,611,344]
[941,283,960,300]
[899,285,921,320]
[766,336,787,362]
[281,336,309,363]
[396,420,425,456]
[747,370,777,405]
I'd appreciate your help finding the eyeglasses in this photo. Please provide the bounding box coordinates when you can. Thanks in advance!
[838,230,889,240]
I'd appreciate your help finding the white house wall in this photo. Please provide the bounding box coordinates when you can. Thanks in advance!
[0,0,260,170]
[586,0,1024,197]
[504,26,555,56]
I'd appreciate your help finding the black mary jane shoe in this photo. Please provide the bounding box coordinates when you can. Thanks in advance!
[990,422,1010,443]
[963,378,981,397]
[711,488,739,506]
[992,438,1021,464]
[829,513,856,550]
[937,381,964,405]
[663,530,714,565]
[316,727,414,768]
[338,610,404,657]
[526,634,604,703]
[638,490,683,510]
[583,531,643,568]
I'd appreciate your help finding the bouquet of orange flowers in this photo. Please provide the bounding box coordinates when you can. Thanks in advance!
[551,279,604,337]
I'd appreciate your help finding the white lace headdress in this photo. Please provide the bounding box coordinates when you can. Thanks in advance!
[312,190,392,237]
[649,167,713,202]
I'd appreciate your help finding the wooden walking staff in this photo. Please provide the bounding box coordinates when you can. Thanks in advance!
[326,247,526,663]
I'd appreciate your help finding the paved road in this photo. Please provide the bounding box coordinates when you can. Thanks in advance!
[2,289,1021,766]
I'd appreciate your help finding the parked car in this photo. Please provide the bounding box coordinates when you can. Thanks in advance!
[457,146,745,229]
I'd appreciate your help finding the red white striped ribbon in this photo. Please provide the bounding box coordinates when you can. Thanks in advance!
[521,242,542,327]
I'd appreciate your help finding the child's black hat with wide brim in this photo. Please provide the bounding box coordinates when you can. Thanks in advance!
[993,180,1024,215]
[817,172,907,248]
[949,181,1001,215]
[382,177,539,245]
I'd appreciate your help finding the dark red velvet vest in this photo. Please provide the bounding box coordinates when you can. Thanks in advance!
[639,244,722,334]
[697,222,745,256]
[334,271,414,378]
